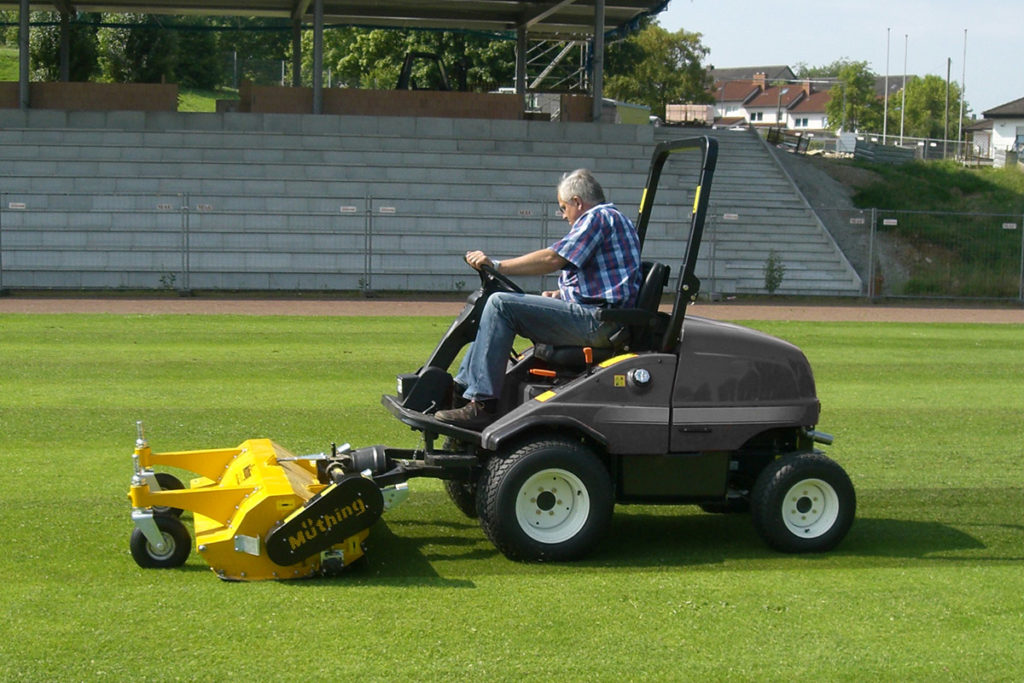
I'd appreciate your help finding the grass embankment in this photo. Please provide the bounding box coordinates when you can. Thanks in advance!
[840,159,1024,298]
[0,45,19,81]
[0,46,235,111]
[1,314,1022,679]
[851,160,1024,214]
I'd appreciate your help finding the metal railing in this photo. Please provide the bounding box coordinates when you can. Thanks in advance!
[1,191,1022,302]
[0,190,562,295]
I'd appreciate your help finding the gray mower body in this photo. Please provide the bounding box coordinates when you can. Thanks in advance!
[479,314,819,503]
[368,136,854,561]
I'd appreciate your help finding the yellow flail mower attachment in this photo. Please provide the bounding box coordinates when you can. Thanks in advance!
[127,423,407,580]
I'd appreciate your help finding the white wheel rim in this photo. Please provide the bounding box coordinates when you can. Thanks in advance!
[147,531,177,561]
[781,478,839,538]
[515,468,590,544]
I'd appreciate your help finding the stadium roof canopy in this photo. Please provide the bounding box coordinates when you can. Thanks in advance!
[1,0,669,37]
[3,0,670,114]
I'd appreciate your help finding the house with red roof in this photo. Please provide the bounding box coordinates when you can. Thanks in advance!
[707,69,833,133]
[712,78,762,121]
[788,89,832,131]
[744,78,810,127]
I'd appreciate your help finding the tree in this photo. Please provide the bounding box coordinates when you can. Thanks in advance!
[0,11,17,45]
[215,16,291,62]
[604,23,712,118]
[28,12,100,82]
[895,74,967,139]
[173,17,224,89]
[214,16,291,87]
[794,59,849,79]
[309,28,514,91]
[97,13,178,83]
[825,60,882,133]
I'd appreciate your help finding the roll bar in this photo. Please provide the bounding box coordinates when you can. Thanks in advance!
[632,136,718,353]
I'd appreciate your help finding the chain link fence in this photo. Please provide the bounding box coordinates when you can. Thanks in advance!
[818,208,1024,301]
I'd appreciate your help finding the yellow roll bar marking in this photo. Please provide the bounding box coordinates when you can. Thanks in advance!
[639,187,649,214]
[692,185,702,214]
[535,390,557,403]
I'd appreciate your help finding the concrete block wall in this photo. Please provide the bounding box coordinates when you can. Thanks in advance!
[0,109,861,296]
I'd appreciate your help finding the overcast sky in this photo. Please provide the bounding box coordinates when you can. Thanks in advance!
[657,0,1022,114]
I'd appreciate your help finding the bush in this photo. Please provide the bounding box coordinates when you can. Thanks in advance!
[764,249,786,294]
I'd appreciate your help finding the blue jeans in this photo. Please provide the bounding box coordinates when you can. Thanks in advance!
[455,292,618,401]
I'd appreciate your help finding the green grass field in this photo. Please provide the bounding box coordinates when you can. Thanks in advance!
[0,46,19,81]
[2,313,1022,679]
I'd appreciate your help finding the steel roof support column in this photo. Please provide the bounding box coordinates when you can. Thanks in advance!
[590,0,605,122]
[515,26,527,95]
[59,9,70,82]
[18,0,29,109]
[291,19,301,87]
[311,0,324,114]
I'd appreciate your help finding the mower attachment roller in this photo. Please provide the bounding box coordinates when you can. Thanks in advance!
[127,422,401,580]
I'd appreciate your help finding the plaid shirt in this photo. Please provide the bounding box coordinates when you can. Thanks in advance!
[550,203,641,307]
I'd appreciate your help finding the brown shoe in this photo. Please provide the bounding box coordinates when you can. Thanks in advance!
[435,401,495,430]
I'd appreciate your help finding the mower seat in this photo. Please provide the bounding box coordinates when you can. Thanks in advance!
[533,261,671,371]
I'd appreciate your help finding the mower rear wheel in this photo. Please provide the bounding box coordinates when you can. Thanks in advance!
[478,436,612,562]
[130,515,192,569]
[751,452,855,553]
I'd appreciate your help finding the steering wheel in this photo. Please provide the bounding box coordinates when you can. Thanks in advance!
[477,262,524,294]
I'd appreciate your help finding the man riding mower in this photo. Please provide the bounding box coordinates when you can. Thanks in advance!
[127,137,854,579]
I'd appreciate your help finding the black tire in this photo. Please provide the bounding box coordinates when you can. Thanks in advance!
[444,479,479,519]
[130,515,192,568]
[151,472,185,517]
[751,452,855,553]
[477,436,613,562]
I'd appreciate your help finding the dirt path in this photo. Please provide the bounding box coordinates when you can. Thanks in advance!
[2,297,1022,323]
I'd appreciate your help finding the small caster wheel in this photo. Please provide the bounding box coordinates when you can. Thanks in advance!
[130,515,191,568]
[151,472,185,517]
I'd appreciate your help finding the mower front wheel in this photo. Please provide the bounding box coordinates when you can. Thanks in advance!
[444,479,479,519]
[130,515,192,569]
[478,436,612,562]
[751,452,855,553]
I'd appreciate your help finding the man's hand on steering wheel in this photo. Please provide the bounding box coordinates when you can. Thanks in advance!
[465,250,523,294]
[464,250,492,272]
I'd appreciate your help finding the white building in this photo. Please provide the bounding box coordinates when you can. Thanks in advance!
[983,96,1024,167]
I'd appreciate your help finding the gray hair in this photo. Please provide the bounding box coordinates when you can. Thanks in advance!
[557,168,606,205]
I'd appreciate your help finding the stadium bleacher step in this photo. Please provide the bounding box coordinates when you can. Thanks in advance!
[0,109,862,295]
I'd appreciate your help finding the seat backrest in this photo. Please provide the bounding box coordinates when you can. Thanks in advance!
[636,261,670,313]
[625,261,670,351]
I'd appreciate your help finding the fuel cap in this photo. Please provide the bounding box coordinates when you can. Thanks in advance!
[629,368,651,386]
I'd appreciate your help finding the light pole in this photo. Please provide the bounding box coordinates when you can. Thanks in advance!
[957,29,967,158]
[883,28,890,144]
[899,34,907,145]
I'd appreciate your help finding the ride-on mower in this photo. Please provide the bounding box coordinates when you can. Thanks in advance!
[128,137,855,580]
